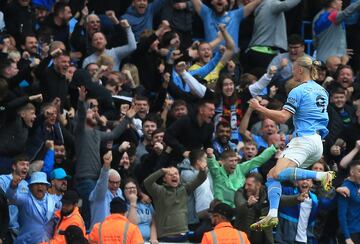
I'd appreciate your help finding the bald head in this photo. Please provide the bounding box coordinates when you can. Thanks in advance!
[326,56,341,74]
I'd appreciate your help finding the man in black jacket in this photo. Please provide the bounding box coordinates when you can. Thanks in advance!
[0,102,38,174]
[38,51,71,110]
[41,2,72,49]
[128,21,170,93]
[3,0,35,44]
[325,87,357,159]
[165,99,215,164]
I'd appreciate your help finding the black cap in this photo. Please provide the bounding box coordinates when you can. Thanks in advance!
[209,202,235,220]
[110,197,128,214]
[61,190,79,204]
[59,225,87,243]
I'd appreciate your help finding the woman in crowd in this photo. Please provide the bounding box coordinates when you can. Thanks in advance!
[122,178,157,243]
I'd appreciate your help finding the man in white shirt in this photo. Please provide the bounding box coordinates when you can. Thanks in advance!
[275,179,318,244]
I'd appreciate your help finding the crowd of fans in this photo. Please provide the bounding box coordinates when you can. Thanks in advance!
[1,0,360,243]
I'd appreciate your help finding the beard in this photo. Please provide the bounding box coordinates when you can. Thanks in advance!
[86,117,97,126]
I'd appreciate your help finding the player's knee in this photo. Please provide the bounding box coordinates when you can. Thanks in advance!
[267,168,279,179]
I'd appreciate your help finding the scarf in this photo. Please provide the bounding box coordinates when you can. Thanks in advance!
[215,97,244,141]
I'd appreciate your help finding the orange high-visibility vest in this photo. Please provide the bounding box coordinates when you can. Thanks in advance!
[89,214,144,244]
[201,222,250,244]
[41,207,86,244]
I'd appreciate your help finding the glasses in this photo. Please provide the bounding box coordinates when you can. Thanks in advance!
[108,180,120,185]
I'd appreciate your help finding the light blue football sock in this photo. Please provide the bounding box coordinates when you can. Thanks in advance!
[266,178,282,217]
[277,167,320,181]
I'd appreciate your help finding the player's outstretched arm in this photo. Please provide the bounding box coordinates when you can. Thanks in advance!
[249,98,292,124]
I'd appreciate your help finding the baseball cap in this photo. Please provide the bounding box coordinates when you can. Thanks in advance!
[50,168,71,180]
[209,202,235,220]
[61,190,79,204]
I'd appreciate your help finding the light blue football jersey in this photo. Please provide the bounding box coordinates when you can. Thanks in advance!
[283,80,329,139]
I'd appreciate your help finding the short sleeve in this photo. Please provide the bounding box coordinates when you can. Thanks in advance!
[233,7,244,21]
[200,3,211,19]
[283,87,302,114]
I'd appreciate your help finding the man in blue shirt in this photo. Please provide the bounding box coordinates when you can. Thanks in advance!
[6,171,60,244]
[248,56,335,231]
[89,151,124,230]
[0,155,29,243]
[313,0,360,62]
[122,0,168,41]
[191,0,261,48]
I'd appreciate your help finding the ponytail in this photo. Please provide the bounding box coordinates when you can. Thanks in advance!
[296,56,319,81]
[310,65,319,81]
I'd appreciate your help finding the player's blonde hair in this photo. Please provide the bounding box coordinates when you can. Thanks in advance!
[296,56,319,81]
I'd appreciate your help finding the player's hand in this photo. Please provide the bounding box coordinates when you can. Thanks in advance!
[248,98,262,111]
